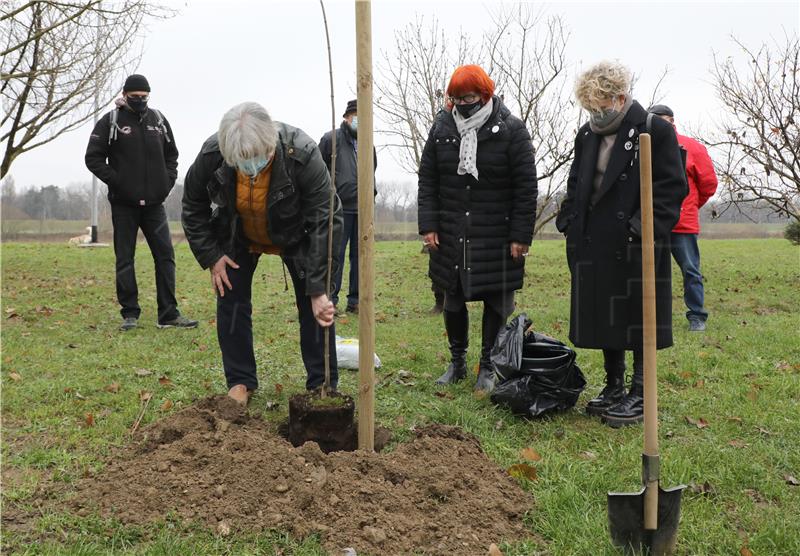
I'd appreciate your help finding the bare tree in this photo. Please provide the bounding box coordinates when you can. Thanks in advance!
[375,16,474,174]
[704,34,800,221]
[484,5,578,234]
[1,0,173,177]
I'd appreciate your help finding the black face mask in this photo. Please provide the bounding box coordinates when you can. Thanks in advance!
[127,96,148,114]
[455,101,482,118]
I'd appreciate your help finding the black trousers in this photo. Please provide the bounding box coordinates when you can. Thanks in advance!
[111,203,178,323]
[216,249,338,391]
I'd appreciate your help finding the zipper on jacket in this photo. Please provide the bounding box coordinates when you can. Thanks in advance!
[249,175,255,215]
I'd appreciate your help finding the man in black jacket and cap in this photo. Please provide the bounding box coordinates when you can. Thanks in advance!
[318,99,377,315]
[85,74,197,331]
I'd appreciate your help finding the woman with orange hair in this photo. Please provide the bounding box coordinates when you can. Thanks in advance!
[418,64,538,393]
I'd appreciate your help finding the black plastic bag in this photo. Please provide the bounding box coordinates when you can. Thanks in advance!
[490,321,586,418]
[490,313,532,382]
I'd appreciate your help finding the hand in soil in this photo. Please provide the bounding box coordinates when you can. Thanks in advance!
[227,384,251,405]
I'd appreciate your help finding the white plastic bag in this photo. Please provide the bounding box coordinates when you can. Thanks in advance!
[336,336,381,369]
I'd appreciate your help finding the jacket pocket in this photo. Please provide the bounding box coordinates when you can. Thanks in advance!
[269,182,304,246]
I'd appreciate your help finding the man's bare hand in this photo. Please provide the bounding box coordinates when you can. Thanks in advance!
[311,294,335,327]
[211,255,239,297]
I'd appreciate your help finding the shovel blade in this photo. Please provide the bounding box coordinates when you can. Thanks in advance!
[608,485,685,555]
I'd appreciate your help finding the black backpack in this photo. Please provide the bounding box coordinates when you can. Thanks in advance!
[108,108,171,145]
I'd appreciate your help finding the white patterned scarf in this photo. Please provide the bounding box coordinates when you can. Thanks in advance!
[452,98,494,180]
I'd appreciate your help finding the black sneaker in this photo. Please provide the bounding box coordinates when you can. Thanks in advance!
[157,315,199,329]
[120,317,138,331]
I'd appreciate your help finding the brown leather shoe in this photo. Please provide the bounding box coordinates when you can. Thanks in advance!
[227,384,251,405]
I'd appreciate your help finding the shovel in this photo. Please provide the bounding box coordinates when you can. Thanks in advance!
[607,132,685,555]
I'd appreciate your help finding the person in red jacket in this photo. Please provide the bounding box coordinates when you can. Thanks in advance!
[649,105,718,332]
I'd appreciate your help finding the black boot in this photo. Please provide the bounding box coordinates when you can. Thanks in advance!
[475,307,505,393]
[586,349,626,416]
[602,351,644,428]
[435,306,468,385]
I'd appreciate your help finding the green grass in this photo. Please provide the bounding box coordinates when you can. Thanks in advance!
[2,239,799,555]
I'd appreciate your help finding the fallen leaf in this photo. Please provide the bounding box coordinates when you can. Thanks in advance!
[755,426,772,436]
[728,416,743,424]
[434,390,454,400]
[197,343,207,352]
[104,382,120,393]
[85,413,95,427]
[488,543,503,556]
[275,383,284,396]
[5,308,20,319]
[74,391,86,400]
[494,419,504,431]
[745,388,759,401]
[694,379,705,388]
[689,481,714,496]
[685,416,709,429]
[740,546,753,556]
[264,401,279,411]
[139,390,153,402]
[507,463,538,482]
[8,372,22,382]
[135,368,152,377]
[160,399,173,411]
[728,439,749,448]
[216,520,231,536]
[785,474,800,486]
[158,375,173,387]
[397,370,412,379]
[580,451,598,460]
[395,414,406,426]
[678,371,693,380]
[520,448,542,462]
[67,343,78,349]
[64,387,74,393]
[35,306,54,316]
[202,380,212,391]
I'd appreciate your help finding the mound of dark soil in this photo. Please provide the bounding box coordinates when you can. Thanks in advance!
[70,396,534,555]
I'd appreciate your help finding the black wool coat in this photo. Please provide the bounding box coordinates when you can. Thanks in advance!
[417,97,538,300]
[556,101,688,350]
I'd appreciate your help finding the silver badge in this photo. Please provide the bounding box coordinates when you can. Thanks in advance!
[624,141,633,151]
[628,128,635,138]
[491,125,500,133]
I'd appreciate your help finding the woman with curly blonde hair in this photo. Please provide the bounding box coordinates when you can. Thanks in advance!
[556,61,687,427]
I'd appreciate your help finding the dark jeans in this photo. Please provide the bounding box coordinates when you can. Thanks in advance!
[332,212,358,308]
[111,203,178,323]
[216,250,338,391]
[670,232,708,322]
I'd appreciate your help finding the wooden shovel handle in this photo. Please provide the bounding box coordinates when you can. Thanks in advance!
[639,133,659,530]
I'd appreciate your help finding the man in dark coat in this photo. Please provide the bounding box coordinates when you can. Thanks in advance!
[182,102,342,404]
[85,74,197,331]
[318,99,377,315]
[557,61,687,427]
[418,64,538,393]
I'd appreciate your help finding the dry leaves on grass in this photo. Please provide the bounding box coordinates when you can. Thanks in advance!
[785,474,799,486]
[139,391,153,402]
[105,383,120,393]
[158,376,173,387]
[434,391,454,400]
[135,369,152,377]
[689,481,715,496]
[488,543,504,556]
[580,451,598,460]
[685,416,709,429]
[520,448,542,462]
[8,372,22,382]
[740,545,754,556]
[85,413,95,427]
[728,439,749,449]
[507,463,538,482]
[160,399,173,411]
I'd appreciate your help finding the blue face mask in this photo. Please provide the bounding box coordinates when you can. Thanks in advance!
[350,116,358,131]
[237,156,269,177]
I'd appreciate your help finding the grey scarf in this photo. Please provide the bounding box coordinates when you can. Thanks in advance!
[589,95,633,136]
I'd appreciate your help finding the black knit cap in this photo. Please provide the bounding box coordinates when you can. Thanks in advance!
[123,74,151,93]
[342,99,357,117]
[648,104,674,117]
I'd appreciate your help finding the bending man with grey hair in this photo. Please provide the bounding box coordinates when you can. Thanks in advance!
[182,102,343,404]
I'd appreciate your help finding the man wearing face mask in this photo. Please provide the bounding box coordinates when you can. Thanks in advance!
[85,74,197,332]
[182,102,343,405]
[556,61,687,427]
[318,100,377,315]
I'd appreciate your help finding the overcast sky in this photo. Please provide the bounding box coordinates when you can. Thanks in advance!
[6,0,799,191]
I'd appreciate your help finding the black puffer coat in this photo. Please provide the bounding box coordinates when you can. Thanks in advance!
[417,97,538,300]
[556,101,687,350]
